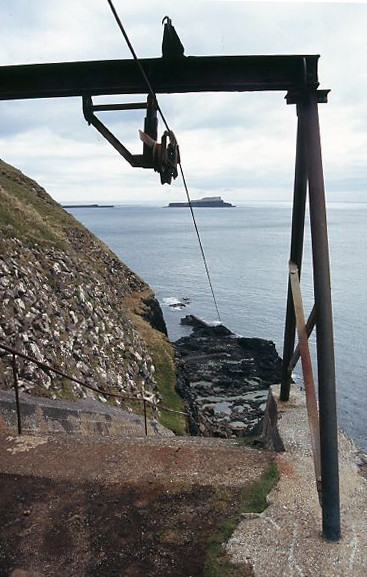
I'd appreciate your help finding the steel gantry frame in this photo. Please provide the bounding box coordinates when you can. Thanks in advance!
[0,47,340,541]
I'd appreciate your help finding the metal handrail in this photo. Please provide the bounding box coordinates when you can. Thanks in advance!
[0,341,187,436]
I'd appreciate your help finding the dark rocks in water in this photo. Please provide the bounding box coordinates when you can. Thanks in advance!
[142,295,168,336]
[175,316,282,438]
[170,302,186,310]
[180,314,232,336]
[166,298,191,310]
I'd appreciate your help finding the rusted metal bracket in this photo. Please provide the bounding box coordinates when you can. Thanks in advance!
[286,88,330,106]
[82,93,157,169]
[289,261,321,497]
[82,92,180,184]
[162,16,185,59]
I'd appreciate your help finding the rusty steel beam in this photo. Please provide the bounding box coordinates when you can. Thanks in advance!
[0,54,319,101]
[288,304,317,375]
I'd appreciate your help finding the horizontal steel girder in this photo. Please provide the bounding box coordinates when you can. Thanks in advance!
[0,54,319,101]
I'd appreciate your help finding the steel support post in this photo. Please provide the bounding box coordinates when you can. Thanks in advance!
[143,399,148,436]
[305,90,340,541]
[280,103,308,401]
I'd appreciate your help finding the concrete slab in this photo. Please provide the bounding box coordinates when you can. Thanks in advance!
[227,385,367,577]
[0,390,173,438]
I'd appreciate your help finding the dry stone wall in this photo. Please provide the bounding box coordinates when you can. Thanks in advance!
[0,160,165,408]
[0,238,158,402]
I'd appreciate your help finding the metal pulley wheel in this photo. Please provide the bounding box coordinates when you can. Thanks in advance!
[158,130,180,184]
[140,129,180,185]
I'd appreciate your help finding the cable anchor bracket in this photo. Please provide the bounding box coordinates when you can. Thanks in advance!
[82,93,158,169]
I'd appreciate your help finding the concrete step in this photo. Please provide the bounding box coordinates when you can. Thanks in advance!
[0,390,173,438]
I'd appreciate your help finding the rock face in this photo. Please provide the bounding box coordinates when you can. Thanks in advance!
[0,159,167,409]
[175,316,283,438]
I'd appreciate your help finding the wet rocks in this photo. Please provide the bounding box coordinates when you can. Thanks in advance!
[175,315,283,438]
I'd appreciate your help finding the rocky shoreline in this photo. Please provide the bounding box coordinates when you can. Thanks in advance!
[1,158,282,440]
[174,315,283,438]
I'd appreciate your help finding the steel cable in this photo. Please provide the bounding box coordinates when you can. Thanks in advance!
[106,0,221,322]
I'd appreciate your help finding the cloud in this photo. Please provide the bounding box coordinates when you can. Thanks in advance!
[1,1,367,203]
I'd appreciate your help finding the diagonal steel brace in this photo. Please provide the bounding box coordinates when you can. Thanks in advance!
[289,261,322,497]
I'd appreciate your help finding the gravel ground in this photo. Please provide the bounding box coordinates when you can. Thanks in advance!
[2,386,366,576]
[0,425,273,576]
[227,385,367,577]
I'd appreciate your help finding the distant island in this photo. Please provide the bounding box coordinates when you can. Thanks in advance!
[62,204,114,209]
[167,196,234,208]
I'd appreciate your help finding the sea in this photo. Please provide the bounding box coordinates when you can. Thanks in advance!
[67,201,367,453]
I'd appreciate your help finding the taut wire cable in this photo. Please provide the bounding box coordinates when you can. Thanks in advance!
[178,165,222,321]
[106,0,222,322]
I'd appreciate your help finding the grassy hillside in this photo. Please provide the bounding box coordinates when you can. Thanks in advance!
[0,159,186,434]
[0,160,78,248]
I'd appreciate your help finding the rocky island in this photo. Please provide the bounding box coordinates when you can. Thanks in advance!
[62,204,114,208]
[168,195,234,208]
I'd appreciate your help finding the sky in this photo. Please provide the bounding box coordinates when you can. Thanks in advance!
[1,1,367,205]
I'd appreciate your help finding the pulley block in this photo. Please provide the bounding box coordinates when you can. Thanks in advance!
[139,129,180,185]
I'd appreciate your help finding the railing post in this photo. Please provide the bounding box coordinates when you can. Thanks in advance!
[11,353,22,435]
[305,89,340,541]
[143,399,148,436]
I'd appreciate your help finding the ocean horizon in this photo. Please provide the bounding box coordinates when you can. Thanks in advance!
[67,201,367,453]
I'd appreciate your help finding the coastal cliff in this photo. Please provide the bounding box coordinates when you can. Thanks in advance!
[0,159,183,431]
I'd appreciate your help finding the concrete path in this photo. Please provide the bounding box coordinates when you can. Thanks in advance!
[0,429,272,577]
[227,385,367,577]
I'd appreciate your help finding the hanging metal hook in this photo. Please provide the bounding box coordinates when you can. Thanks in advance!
[161,15,185,58]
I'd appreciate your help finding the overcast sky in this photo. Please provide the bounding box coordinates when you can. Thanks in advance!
[1,1,367,205]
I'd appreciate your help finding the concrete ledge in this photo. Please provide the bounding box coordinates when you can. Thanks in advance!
[227,384,367,576]
[0,391,173,438]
